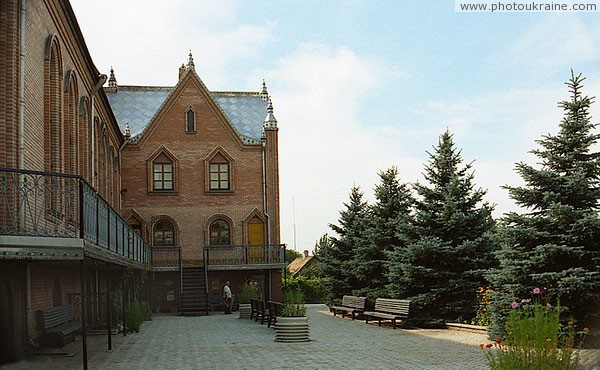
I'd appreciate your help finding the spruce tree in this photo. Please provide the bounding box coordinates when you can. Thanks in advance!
[387,130,496,322]
[490,73,600,336]
[321,186,370,302]
[353,166,414,301]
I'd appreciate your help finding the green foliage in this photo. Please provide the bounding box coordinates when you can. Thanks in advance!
[322,186,370,301]
[490,72,600,338]
[353,166,414,300]
[284,275,327,303]
[125,300,152,333]
[281,289,306,317]
[481,290,588,370]
[386,130,497,322]
[238,282,259,304]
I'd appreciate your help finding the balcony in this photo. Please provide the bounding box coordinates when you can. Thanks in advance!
[0,168,149,267]
[204,244,286,271]
[149,244,286,271]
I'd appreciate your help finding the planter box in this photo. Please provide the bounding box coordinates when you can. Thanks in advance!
[239,303,252,319]
[275,316,310,342]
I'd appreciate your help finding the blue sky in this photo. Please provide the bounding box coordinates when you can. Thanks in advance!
[72,1,600,252]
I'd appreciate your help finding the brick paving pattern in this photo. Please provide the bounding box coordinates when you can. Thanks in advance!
[6,304,599,369]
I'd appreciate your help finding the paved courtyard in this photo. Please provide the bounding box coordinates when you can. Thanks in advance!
[6,304,600,370]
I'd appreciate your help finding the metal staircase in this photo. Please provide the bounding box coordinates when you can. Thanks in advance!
[180,266,209,316]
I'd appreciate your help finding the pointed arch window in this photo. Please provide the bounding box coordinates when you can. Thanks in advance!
[210,219,230,245]
[186,108,195,132]
[154,220,175,246]
[148,147,178,193]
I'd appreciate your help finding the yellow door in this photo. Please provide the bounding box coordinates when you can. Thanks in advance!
[248,222,264,262]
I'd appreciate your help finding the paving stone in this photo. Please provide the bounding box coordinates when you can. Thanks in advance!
[5,304,599,369]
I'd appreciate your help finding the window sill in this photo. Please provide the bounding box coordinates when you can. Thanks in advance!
[205,190,234,196]
[148,190,179,195]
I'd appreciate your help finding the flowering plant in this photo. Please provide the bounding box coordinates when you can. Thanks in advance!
[472,286,492,326]
[480,287,588,370]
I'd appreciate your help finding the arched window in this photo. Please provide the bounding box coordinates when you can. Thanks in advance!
[210,219,230,245]
[64,70,78,175]
[154,220,175,246]
[45,35,63,175]
[186,108,195,132]
[78,97,91,181]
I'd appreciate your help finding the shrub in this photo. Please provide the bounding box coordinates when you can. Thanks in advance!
[284,275,327,303]
[238,282,259,304]
[281,289,306,317]
[125,300,152,333]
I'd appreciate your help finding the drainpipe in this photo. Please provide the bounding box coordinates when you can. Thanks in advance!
[18,0,26,170]
[90,75,107,188]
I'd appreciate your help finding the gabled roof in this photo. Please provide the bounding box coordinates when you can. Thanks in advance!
[105,76,269,145]
[288,255,317,277]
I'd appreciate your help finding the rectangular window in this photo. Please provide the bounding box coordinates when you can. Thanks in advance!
[153,163,173,190]
[209,163,229,190]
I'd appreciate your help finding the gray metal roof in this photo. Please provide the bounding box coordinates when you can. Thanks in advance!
[105,86,269,145]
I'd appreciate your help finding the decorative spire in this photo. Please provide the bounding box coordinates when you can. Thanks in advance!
[179,63,186,80]
[124,122,131,138]
[186,51,195,71]
[108,66,117,88]
[260,80,269,101]
[263,98,278,130]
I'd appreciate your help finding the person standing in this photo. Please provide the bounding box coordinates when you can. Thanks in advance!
[223,280,233,314]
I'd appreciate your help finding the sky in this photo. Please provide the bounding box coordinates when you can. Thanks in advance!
[71,0,600,253]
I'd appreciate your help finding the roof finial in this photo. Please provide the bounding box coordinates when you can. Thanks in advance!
[260,80,269,101]
[108,66,117,89]
[263,98,278,130]
[187,50,195,71]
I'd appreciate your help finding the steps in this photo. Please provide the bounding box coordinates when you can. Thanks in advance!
[180,267,208,316]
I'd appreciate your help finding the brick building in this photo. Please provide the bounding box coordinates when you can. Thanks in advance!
[106,55,284,314]
[0,0,283,365]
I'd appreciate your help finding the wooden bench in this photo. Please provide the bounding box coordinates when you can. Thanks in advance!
[267,301,284,328]
[330,295,366,320]
[37,304,82,347]
[363,298,410,329]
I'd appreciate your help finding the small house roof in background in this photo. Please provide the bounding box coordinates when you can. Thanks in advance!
[288,250,317,277]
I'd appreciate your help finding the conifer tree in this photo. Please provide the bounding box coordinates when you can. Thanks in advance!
[321,186,370,301]
[489,73,600,336]
[353,166,414,301]
[387,130,496,322]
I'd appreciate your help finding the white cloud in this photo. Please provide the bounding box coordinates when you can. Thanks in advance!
[71,0,277,86]
[497,14,600,69]
[263,43,411,250]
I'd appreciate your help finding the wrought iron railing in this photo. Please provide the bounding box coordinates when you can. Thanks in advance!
[204,244,285,266]
[0,168,149,265]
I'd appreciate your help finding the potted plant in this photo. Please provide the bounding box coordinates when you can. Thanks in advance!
[275,289,310,342]
[238,282,259,319]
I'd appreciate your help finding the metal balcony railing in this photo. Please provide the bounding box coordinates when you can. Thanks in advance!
[204,244,285,266]
[0,168,149,265]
